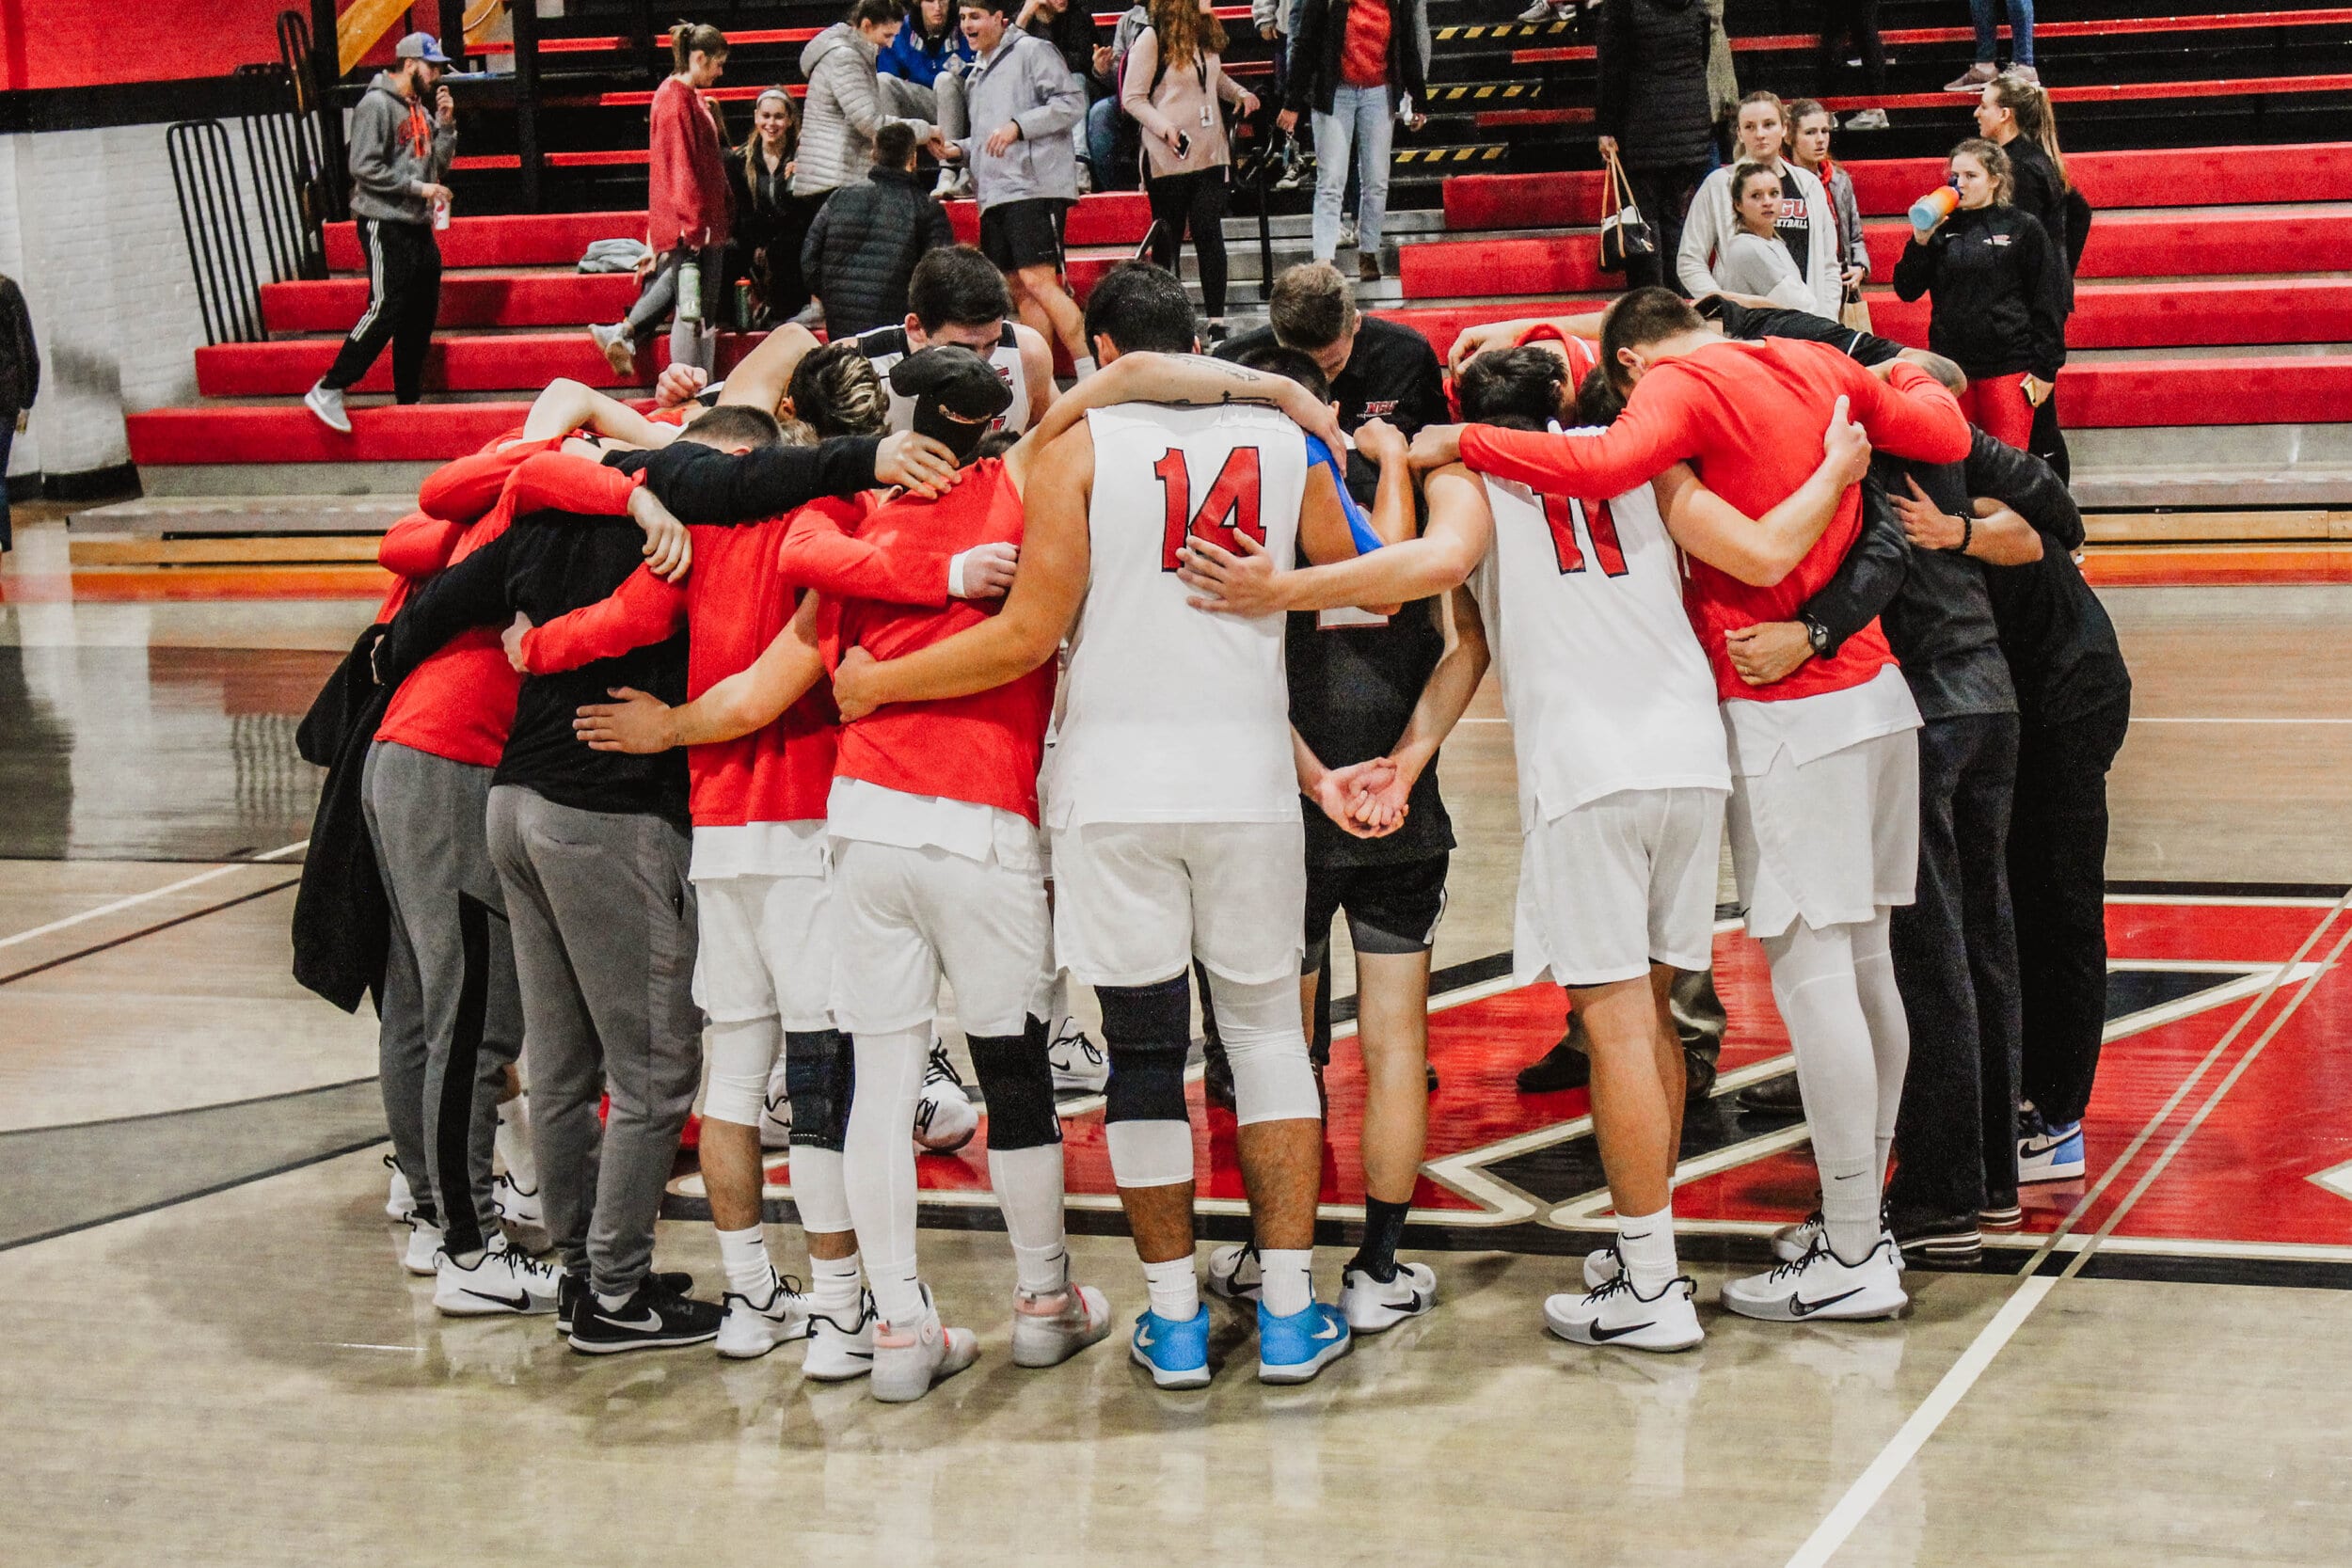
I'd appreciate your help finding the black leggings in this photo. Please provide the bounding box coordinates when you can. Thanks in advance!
[1146,167,1231,320]
[1818,0,1887,95]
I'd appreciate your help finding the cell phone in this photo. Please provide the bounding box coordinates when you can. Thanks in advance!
[1173,131,1192,158]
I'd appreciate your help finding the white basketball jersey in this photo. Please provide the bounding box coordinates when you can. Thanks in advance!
[1045,403,1311,829]
[856,324,1032,435]
[1467,431,1731,825]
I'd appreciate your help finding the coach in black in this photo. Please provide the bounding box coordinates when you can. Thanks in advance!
[1216,261,1447,436]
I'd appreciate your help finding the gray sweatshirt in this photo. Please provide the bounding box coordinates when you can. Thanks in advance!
[346,72,456,227]
[796,24,937,197]
[960,29,1085,211]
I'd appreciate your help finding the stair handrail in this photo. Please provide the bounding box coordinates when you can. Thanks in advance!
[336,0,420,76]
[167,120,270,348]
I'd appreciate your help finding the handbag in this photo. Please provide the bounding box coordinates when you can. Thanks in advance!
[1840,288,1874,334]
[1597,150,1655,272]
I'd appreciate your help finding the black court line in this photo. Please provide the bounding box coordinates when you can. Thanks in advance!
[0,877,301,989]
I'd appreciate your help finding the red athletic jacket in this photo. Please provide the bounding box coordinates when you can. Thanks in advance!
[1459,340,1968,703]
[794,460,1057,825]
[519,467,959,828]
[373,435,570,765]
[648,75,730,252]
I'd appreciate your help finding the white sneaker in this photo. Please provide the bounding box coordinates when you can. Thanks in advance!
[1339,1261,1437,1333]
[304,382,352,435]
[384,1155,415,1222]
[803,1293,878,1382]
[914,1040,979,1154]
[402,1215,444,1276]
[717,1268,814,1359]
[1011,1281,1113,1368]
[588,322,637,378]
[493,1172,542,1231]
[757,1084,794,1150]
[870,1292,979,1402]
[1842,107,1891,131]
[1205,1242,1262,1302]
[434,1241,562,1316]
[1047,1019,1109,1093]
[1544,1273,1703,1353]
[1339,217,1359,250]
[1772,1212,1905,1272]
[1722,1236,1908,1323]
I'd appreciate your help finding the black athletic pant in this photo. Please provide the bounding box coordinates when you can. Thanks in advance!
[1145,168,1232,319]
[323,216,443,404]
[1817,0,1887,95]
[1887,710,2025,1221]
[2028,388,2071,483]
[1621,161,1708,296]
[2011,698,2129,1126]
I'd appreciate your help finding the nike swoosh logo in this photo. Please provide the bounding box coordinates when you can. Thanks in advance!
[2022,1135,2074,1155]
[464,1288,532,1309]
[1588,1320,1657,1342]
[1790,1288,1866,1318]
[596,1309,662,1331]
[1136,1326,1156,1348]
[1831,1171,1864,1180]
[1311,1321,1342,1341]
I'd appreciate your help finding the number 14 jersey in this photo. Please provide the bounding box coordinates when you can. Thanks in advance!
[1467,431,1730,830]
[1046,403,1311,830]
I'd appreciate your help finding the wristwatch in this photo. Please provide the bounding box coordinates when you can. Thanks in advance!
[1801,615,1833,659]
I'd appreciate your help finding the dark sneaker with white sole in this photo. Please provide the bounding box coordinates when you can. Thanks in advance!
[1889,1211,1984,1267]
[567,1282,724,1354]
[557,1269,697,1335]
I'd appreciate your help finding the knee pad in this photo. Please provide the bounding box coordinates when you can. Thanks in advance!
[1098,974,1192,1128]
[784,1027,854,1152]
[968,1017,1061,1151]
[1204,971,1321,1126]
[702,1015,782,1127]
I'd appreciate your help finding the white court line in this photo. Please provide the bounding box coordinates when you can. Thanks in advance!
[0,841,308,951]
[2129,716,2352,724]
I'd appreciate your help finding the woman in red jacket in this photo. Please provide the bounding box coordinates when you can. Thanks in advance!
[593,24,733,381]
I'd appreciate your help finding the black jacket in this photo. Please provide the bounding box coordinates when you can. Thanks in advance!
[1285,0,1429,119]
[1215,315,1448,436]
[0,275,36,413]
[2002,137,2072,310]
[1965,431,2131,726]
[802,167,958,340]
[375,515,693,828]
[290,623,391,1015]
[1594,0,1713,171]
[1892,203,2068,380]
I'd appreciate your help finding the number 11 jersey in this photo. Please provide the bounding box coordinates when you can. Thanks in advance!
[1045,403,1311,830]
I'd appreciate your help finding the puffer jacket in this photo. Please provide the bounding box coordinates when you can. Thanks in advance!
[1594,0,1712,171]
[801,166,959,338]
[795,24,937,197]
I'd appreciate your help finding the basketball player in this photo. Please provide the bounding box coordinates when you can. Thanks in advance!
[1407,289,1969,1321]
[1180,346,1873,1346]
[826,261,1373,1387]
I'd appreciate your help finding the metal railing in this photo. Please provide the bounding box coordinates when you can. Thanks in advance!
[234,63,331,285]
[167,120,269,346]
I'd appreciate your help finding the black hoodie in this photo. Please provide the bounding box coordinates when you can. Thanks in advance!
[1892,203,2068,381]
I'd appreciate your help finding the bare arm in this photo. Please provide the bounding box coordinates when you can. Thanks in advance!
[1649,396,1870,587]
[1007,351,1344,489]
[1015,324,1056,432]
[1966,501,2046,566]
[1179,462,1493,615]
[719,322,821,417]
[833,425,1095,719]
[1445,311,1606,374]
[521,378,681,449]
[572,594,826,752]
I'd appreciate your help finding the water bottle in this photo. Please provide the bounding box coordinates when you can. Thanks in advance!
[1908,182,1960,231]
[677,259,703,324]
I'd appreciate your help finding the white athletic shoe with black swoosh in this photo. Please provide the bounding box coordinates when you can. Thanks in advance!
[1204,1243,1262,1302]
[913,1040,979,1154]
[803,1293,879,1381]
[434,1241,562,1317]
[716,1268,814,1359]
[1544,1272,1703,1352]
[1721,1236,1907,1323]
[1771,1212,1905,1272]
[1339,1261,1437,1333]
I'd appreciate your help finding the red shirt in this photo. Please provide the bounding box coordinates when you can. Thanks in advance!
[648,75,730,252]
[1340,0,1391,88]
[1458,340,1969,704]
[795,461,1057,824]
[373,436,570,766]
[519,471,960,828]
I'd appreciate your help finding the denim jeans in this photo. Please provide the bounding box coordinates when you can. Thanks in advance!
[1311,84,1392,261]
[1086,94,1119,183]
[1970,0,2033,64]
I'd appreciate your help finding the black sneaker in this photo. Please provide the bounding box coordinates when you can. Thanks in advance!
[1683,1047,1717,1101]
[1888,1210,1984,1268]
[1516,1033,1590,1094]
[567,1282,724,1355]
[556,1268,695,1334]
[1737,1072,1804,1117]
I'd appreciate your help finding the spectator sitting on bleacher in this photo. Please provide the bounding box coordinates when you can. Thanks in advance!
[881,0,977,85]
[1594,0,1716,296]
[803,122,960,339]
[1089,2,1152,190]
[728,88,819,329]
[1677,91,1839,317]
[1788,99,1870,319]
[797,0,954,205]
[1711,164,1827,316]
[1215,261,1445,435]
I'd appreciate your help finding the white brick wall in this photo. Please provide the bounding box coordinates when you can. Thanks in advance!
[0,120,274,485]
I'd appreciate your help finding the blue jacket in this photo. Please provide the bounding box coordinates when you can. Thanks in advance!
[878,21,974,86]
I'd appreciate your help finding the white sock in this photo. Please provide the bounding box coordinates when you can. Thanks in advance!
[595,1290,632,1312]
[1073,355,1098,378]
[1615,1203,1677,1294]
[1259,1247,1313,1318]
[496,1097,537,1191]
[1142,1256,1200,1322]
[871,1259,926,1329]
[810,1250,863,1322]
[716,1225,773,1300]
[990,1143,1071,1295]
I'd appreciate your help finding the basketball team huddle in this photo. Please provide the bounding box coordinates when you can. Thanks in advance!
[333,236,2117,1401]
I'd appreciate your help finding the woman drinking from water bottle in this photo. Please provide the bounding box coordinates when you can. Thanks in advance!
[592,24,733,380]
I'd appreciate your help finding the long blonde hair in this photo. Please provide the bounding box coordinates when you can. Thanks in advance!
[1147,0,1226,73]
[1987,72,2069,191]
[743,87,797,179]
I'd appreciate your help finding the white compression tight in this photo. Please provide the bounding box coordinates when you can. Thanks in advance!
[707,1015,852,1233]
[1760,910,1910,1259]
[1205,970,1323,1126]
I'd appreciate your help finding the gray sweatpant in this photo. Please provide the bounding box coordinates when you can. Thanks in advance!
[362,740,524,1257]
[485,784,701,1298]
